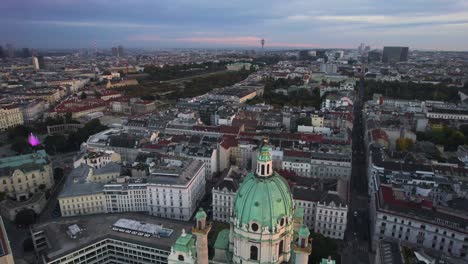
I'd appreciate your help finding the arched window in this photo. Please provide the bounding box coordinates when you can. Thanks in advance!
[279,240,284,255]
[267,164,270,174]
[261,164,265,175]
[250,245,258,260]
[178,255,184,261]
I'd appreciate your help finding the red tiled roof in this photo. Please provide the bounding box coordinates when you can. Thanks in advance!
[371,129,389,142]
[283,149,310,158]
[220,136,238,149]
[381,185,432,209]
[219,125,241,135]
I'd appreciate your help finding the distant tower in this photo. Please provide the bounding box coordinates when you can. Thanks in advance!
[6,43,14,58]
[261,38,265,49]
[293,225,312,264]
[32,56,40,70]
[93,41,97,56]
[192,208,211,264]
[117,45,124,57]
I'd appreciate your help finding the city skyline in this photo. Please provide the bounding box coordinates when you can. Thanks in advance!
[2,0,468,51]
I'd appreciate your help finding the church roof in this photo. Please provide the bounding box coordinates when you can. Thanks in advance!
[214,229,230,250]
[233,171,294,230]
[173,233,195,254]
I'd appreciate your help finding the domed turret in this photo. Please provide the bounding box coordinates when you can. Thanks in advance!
[256,138,273,177]
[233,172,293,230]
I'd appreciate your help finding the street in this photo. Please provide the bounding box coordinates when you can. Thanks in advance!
[342,79,373,264]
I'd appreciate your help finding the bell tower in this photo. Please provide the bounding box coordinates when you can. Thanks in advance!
[293,225,312,264]
[192,208,211,264]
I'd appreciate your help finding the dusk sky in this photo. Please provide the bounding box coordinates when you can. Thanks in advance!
[2,0,468,50]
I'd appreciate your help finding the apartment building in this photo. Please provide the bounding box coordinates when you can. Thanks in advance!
[0,105,24,131]
[293,187,348,240]
[370,185,468,261]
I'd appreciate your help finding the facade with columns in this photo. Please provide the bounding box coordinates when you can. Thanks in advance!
[168,140,314,264]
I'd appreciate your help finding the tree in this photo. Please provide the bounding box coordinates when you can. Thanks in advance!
[15,209,36,226]
[309,232,339,264]
[54,168,64,182]
[396,138,414,152]
[64,112,73,124]
[44,135,68,154]
[0,191,6,202]
[11,138,31,154]
[8,125,30,140]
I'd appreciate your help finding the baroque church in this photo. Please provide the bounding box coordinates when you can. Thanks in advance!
[168,139,314,264]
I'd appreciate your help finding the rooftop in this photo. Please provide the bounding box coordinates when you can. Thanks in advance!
[33,213,192,261]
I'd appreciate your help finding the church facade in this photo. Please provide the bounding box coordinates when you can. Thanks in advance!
[168,140,313,264]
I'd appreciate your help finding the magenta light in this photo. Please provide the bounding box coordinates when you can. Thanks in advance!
[28,133,40,147]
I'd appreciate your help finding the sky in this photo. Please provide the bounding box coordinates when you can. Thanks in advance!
[1,0,468,50]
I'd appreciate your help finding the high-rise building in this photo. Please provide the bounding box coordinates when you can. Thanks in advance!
[22,48,31,58]
[32,56,40,70]
[6,43,14,58]
[117,45,124,57]
[111,47,118,56]
[0,45,4,58]
[37,55,45,69]
[368,50,382,63]
[382,46,409,63]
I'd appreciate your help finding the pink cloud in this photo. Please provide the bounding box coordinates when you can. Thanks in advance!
[268,42,320,48]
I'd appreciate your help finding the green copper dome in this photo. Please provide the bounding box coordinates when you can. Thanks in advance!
[233,171,294,230]
[257,145,272,162]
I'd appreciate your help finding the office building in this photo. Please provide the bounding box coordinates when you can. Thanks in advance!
[32,56,40,70]
[382,46,409,63]
[22,48,30,58]
[118,45,124,57]
[31,214,191,264]
[368,50,382,63]
[320,63,338,74]
[111,47,118,56]
[6,44,14,58]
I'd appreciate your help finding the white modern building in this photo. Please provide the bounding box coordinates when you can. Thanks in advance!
[30,214,191,264]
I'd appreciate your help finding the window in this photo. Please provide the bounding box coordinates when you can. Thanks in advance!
[178,255,184,261]
[250,246,258,260]
[279,240,284,256]
[251,223,259,232]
